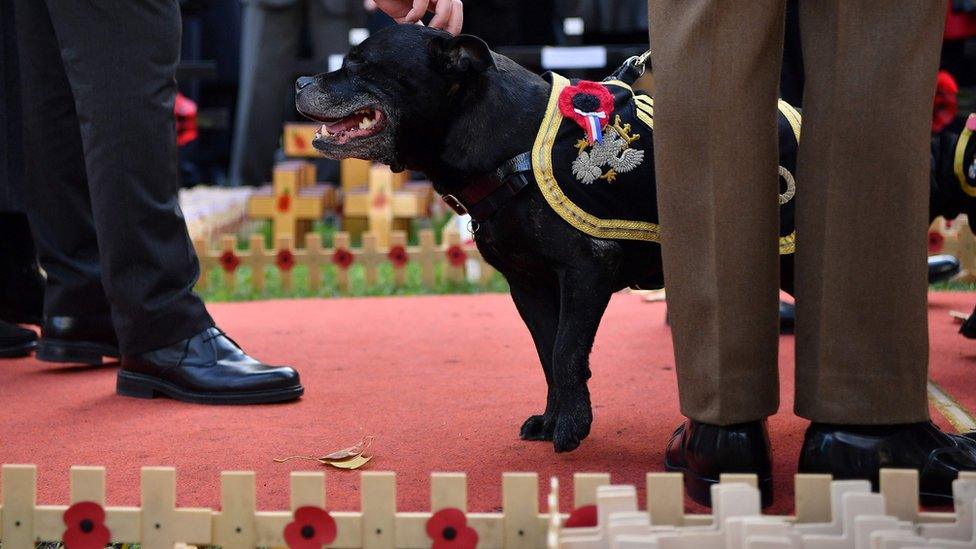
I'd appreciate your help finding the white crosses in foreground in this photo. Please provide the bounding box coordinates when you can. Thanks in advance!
[553,476,976,549]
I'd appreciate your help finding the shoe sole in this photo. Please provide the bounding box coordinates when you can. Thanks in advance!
[665,459,774,508]
[36,339,120,365]
[116,370,304,405]
[0,340,37,358]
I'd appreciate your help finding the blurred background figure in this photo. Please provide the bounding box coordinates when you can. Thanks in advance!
[0,0,44,357]
[230,0,366,187]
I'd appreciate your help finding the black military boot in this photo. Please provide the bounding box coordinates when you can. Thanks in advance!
[665,419,773,507]
[799,421,976,504]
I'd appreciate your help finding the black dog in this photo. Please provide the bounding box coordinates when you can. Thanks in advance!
[295,24,802,453]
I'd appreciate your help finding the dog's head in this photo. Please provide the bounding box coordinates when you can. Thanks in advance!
[295,25,496,169]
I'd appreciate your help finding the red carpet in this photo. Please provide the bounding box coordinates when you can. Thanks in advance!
[0,292,973,516]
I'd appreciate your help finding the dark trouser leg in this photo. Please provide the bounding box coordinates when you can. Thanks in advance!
[793,1,944,424]
[13,0,109,319]
[647,1,785,425]
[309,1,355,62]
[229,2,301,186]
[0,2,43,324]
[31,0,213,354]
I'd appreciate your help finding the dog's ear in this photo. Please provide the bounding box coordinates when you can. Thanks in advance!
[444,34,496,75]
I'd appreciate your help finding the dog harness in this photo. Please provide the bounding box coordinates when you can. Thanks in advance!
[443,63,801,255]
[956,113,976,197]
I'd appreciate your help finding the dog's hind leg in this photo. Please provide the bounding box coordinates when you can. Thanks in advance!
[549,269,614,453]
[509,280,561,442]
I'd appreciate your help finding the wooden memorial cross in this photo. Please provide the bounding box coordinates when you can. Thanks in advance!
[283,122,372,193]
[247,161,331,248]
[138,467,213,549]
[0,465,210,549]
[343,165,431,248]
[283,122,432,247]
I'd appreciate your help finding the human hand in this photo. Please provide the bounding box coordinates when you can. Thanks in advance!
[372,0,463,35]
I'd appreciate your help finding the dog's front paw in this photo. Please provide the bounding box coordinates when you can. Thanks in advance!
[520,414,555,441]
[552,409,592,453]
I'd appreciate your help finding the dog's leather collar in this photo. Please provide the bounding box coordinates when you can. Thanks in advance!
[441,151,533,222]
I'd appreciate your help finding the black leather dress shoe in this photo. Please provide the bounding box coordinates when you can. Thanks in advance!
[0,320,37,358]
[929,254,961,284]
[665,420,773,507]
[116,327,303,404]
[37,314,120,364]
[798,421,976,504]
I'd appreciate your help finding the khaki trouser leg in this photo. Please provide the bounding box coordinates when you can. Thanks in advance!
[793,2,944,424]
[648,1,786,425]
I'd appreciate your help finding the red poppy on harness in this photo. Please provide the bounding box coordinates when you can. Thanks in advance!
[558,81,614,145]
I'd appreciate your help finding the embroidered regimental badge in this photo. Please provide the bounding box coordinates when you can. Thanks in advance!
[556,80,646,185]
[571,115,645,185]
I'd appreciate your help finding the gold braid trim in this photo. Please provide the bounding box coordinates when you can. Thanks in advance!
[532,74,662,242]
[533,76,797,252]
[776,100,800,255]
[779,232,796,255]
[777,99,801,141]
[956,114,976,198]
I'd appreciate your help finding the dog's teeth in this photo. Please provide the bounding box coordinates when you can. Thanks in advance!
[320,124,330,136]
[359,117,375,130]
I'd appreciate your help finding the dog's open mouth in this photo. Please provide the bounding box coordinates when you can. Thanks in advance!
[310,106,385,146]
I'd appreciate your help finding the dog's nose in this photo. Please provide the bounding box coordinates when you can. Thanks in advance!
[295,76,315,92]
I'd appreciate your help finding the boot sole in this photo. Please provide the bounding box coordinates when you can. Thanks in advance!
[0,340,37,358]
[116,370,304,405]
[36,339,120,365]
[665,459,774,508]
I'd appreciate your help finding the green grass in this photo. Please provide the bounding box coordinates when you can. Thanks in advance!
[199,260,510,302]
[210,219,976,302]
[931,280,976,292]
[247,212,457,250]
[203,216,508,301]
